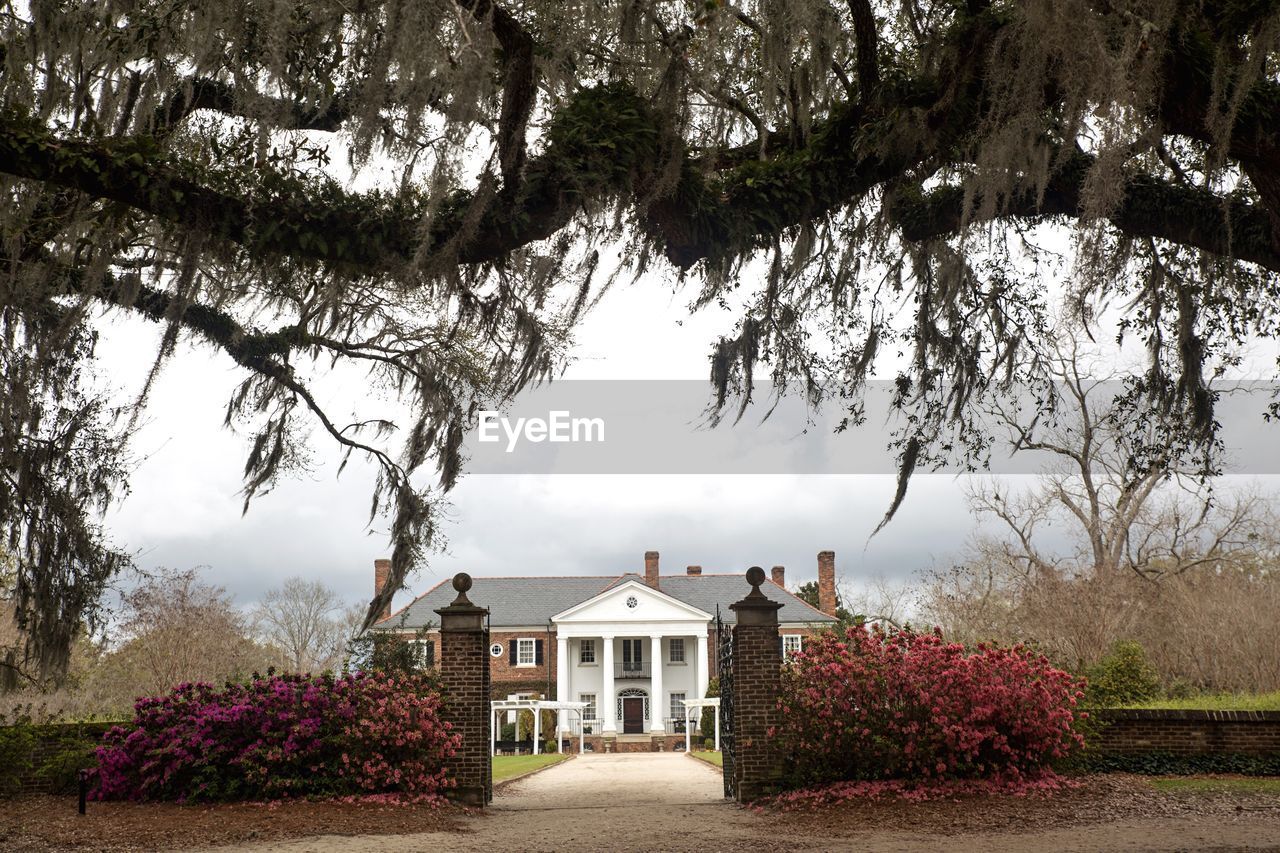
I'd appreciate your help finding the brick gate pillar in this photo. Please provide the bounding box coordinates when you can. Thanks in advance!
[729,566,785,801]
[435,572,491,806]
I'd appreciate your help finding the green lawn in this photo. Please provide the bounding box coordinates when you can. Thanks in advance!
[492,753,569,783]
[1123,691,1280,711]
[1150,777,1280,794]
[690,750,723,768]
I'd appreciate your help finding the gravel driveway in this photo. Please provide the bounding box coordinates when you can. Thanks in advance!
[220,757,1280,853]
[233,753,771,852]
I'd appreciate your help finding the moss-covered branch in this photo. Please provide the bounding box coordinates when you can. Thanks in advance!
[895,153,1280,271]
[2,5,1279,278]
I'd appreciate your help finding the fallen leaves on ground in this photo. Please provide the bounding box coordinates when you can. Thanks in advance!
[764,774,1280,838]
[0,794,469,851]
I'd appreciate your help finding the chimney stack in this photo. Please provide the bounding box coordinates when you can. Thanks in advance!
[686,565,702,576]
[373,558,393,621]
[644,551,660,587]
[771,565,786,588]
[817,551,837,617]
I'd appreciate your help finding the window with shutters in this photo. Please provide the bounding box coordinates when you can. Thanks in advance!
[517,637,536,666]
[413,639,435,668]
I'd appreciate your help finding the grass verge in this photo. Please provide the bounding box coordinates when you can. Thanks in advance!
[492,753,570,784]
[690,750,723,768]
[1122,691,1280,712]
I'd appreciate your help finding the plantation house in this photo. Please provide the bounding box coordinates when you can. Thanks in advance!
[374,551,839,751]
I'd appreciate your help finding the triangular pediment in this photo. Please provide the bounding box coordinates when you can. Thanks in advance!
[552,579,712,623]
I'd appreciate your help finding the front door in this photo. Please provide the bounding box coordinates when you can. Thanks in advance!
[622,697,644,733]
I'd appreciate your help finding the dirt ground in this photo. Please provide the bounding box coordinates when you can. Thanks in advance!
[0,796,464,852]
[4,755,1280,852]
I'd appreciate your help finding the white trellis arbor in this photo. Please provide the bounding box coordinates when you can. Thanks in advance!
[679,697,720,754]
[489,698,590,756]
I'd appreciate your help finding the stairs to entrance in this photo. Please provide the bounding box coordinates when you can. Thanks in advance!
[602,733,684,753]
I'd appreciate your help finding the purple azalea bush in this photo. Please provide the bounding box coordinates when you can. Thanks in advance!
[92,671,458,802]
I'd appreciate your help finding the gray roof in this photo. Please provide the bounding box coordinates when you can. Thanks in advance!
[382,572,835,629]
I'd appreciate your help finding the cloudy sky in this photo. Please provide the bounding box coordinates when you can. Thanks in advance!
[94,260,1280,616]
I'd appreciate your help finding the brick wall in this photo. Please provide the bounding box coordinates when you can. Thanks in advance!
[418,628,559,699]
[700,624,825,682]
[435,577,492,807]
[1092,709,1280,756]
[438,626,492,804]
[487,630,557,689]
[2,721,117,796]
[730,619,783,800]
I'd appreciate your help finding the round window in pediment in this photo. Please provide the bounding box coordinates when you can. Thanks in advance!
[626,595,638,609]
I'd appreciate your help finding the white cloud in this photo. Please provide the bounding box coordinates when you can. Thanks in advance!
[89,262,1280,612]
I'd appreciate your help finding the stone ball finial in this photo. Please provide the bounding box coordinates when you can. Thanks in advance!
[452,572,473,594]
[745,566,766,588]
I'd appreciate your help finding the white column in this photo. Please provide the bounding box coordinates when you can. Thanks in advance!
[491,705,497,756]
[649,634,664,732]
[533,704,541,755]
[696,632,709,701]
[601,634,616,733]
[556,634,569,740]
[684,705,692,753]
[714,704,720,751]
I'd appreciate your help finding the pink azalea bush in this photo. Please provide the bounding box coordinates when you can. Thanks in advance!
[775,625,1085,794]
[92,671,459,802]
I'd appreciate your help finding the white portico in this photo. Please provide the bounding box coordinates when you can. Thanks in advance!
[552,579,712,736]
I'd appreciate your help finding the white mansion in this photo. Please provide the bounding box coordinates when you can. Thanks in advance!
[376,551,839,747]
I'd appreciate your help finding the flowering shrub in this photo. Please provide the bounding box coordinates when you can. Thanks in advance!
[92,671,458,802]
[775,626,1085,790]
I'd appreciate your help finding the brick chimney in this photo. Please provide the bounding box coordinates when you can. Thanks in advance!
[644,551,660,587]
[771,565,786,588]
[686,565,702,576]
[817,551,837,617]
[374,558,392,621]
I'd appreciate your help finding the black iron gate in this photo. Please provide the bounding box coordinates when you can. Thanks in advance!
[716,606,736,799]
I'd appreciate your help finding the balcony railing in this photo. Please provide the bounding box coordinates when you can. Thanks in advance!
[615,661,651,678]
[567,717,602,735]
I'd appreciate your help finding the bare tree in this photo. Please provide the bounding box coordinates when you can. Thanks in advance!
[920,338,1280,679]
[922,538,1280,690]
[111,568,269,696]
[970,337,1269,582]
[253,577,350,673]
[841,575,914,629]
